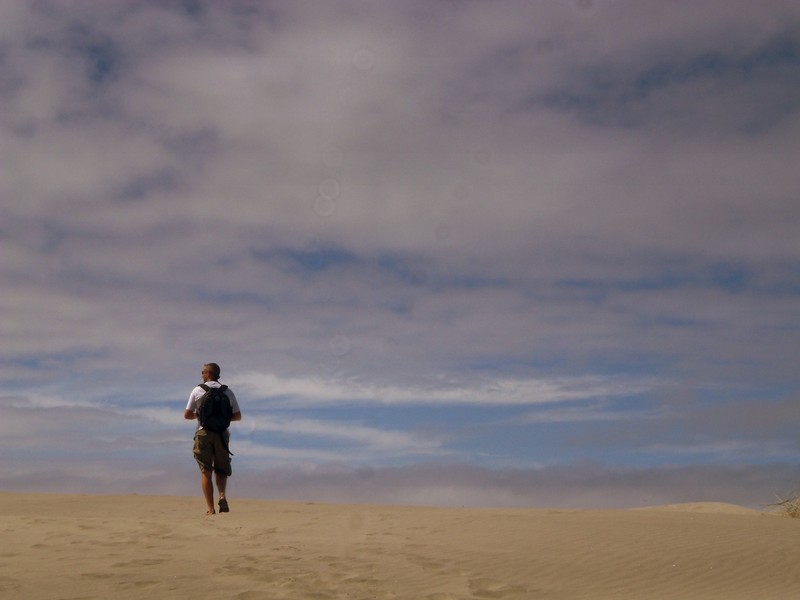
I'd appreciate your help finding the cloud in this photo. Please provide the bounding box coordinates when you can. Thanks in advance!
[236,372,660,407]
[240,414,447,458]
[519,403,662,424]
[1,0,800,508]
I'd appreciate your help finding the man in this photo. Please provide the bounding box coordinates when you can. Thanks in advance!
[184,362,242,515]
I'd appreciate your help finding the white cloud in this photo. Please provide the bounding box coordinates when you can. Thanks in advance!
[520,404,663,424]
[244,414,443,450]
[236,372,659,406]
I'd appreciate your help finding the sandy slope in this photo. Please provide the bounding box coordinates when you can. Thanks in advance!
[2,493,799,599]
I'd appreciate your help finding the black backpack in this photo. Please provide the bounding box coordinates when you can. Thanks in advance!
[198,384,234,454]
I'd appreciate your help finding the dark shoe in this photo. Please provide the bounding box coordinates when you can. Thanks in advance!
[218,498,229,513]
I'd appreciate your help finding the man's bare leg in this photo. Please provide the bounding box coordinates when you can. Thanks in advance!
[216,473,229,512]
[216,472,227,498]
[201,471,215,514]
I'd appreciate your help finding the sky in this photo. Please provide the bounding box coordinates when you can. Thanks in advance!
[2,0,800,509]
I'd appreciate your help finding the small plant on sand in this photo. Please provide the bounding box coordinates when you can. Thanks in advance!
[771,492,800,518]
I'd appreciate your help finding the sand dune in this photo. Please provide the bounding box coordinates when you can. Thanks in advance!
[2,493,800,599]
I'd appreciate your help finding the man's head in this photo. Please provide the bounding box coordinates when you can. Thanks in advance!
[201,363,221,382]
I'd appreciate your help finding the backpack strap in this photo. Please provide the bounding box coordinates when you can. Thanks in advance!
[196,384,209,423]
[199,383,227,392]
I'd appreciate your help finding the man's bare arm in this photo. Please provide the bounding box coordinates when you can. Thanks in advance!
[231,411,242,422]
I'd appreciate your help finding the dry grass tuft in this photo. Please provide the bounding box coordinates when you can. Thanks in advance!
[770,492,800,518]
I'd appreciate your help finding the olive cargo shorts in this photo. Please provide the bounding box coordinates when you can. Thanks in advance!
[193,429,232,476]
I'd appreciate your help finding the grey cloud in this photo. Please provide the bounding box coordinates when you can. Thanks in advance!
[566,390,800,462]
[536,34,800,132]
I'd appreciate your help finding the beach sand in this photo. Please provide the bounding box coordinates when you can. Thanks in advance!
[2,493,799,599]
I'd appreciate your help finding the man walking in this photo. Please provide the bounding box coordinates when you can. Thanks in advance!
[184,362,242,515]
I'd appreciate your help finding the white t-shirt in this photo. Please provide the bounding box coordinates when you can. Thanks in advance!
[186,380,241,431]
